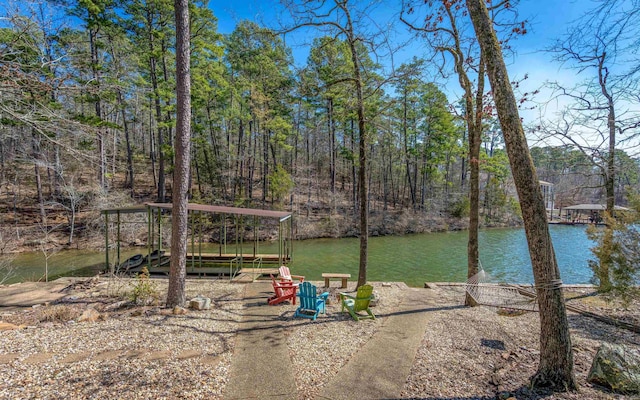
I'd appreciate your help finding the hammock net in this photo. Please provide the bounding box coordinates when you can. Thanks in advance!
[465,268,539,312]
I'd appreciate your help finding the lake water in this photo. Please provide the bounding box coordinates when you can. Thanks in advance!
[291,224,594,286]
[3,225,594,287]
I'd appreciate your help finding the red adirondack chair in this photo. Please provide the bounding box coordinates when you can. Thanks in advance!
[268,274,298,305]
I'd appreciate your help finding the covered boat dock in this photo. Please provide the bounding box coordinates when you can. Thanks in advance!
[103,203,293,282]
[555,204,630,224]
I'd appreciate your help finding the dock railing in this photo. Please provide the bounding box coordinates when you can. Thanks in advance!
[250,256,263,282]
[228,256,241,281]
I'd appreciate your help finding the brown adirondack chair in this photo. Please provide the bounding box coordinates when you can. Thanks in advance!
[268,274,298,305]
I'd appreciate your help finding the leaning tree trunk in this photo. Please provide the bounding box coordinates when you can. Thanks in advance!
[466,0,576,391]
[167,0,191,308]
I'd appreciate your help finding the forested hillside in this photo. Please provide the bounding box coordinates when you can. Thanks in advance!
[0,0,638,252]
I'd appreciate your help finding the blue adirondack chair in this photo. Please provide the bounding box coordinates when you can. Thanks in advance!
[294,281,330,320]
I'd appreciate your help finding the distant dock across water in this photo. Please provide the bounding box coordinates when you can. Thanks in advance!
[548,203,631,225]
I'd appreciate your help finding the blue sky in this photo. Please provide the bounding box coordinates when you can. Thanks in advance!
[207,0,591,110]
[208,0,591,65]
[207,0,640,150]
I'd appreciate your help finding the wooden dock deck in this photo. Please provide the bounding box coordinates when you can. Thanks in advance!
[163,252,289,264]
[231,268,280,283]
[141,260,278,283]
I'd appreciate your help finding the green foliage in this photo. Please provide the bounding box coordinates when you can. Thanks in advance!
[160,144,175,160]
[129,267,160,306]
[0,117,21,127]
[77,138,95,151]
[72,113,118,128]
[587,197,640,304]
[268,165,294,205]
[267,115,293,150]
[508,197,522,218]
[448,196,470,218]
[339,146,356,161]
[482,149,510,181]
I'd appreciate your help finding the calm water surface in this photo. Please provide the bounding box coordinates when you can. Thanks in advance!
[4,225,594,287]
[291,224,594,286]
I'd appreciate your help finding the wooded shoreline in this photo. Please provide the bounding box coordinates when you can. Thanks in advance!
[1,205,523,256]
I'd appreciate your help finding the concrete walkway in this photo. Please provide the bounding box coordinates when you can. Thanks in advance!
[224,282,434,400]
[223,282,298,400]
[317,288,433,400]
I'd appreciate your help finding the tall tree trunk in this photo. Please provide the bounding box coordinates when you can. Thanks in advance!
[53,138,62,198]
[89,27,106,190]
[235,119,245,199]
[350,119,357,215]
[149,54,166,202]
[145,9,165,202]
[600,60,616,215]
[439,0,484,306]
[167,0,191,307]
[161,43,174,150]
[460,129,467,190]
[306,109,311,217]
[598,60,616,291]
[466,0,576,390]
[117,90,135,194]
[31,130,46,226]
[403,90,417,210]
[389,150,397,207]
[329,98,336,195]
[262,119,269,203]
[467,52,484,303]
[148,99,157,188]
[249,119,256,200]
[193,141,203,196]
[341,9,369,287]
[420,142,428,209]
[206,105,225,195]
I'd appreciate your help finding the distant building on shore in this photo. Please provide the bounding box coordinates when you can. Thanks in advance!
[539,180,555,216]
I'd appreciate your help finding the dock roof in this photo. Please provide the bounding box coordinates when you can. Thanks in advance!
[563,204,630,211]
[146,202,292,221]
[102,203,292,221]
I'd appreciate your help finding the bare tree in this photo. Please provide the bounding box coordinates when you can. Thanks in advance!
[540,0,640,213]
[166,0,191,307]
[534,0,640,291]
[281,0,389,286]
[466,0,576,390]
[0,257,17,285]
[0,233,17,284]
[401,0,487,305]
[38,220,61,283]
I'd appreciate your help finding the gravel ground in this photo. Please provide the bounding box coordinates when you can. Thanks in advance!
[282,282,405,400]
[402,285,640,400]
[1,278,245,399]
[1,278,638,400]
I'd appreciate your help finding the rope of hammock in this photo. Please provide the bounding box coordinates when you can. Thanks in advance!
[465,265,540,312]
